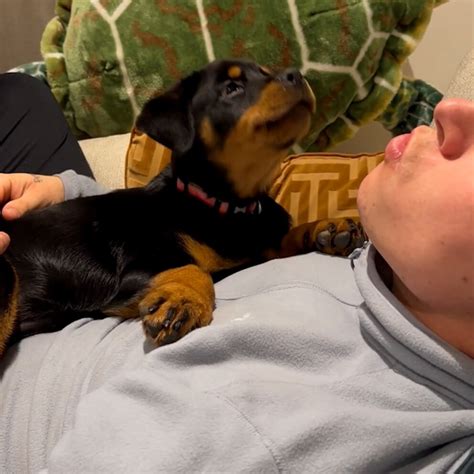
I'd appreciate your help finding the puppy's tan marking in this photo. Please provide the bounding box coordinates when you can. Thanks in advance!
[199,117,219,149]
[228,66,242,79]
[264,221,326,259]
[140,265,215,345]
[180,234,247,273]
[0,263,19,358]
[103,297,142,319]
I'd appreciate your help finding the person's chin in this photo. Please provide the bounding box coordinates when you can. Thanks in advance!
[356,175,372,221]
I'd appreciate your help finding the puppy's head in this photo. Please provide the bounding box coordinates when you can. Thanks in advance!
[136,59,316,198]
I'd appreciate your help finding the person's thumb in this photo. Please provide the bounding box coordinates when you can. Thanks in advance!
[2,189,42,220]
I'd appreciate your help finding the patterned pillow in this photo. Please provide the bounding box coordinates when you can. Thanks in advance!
[125,130,384,227]
[270,152,383,226]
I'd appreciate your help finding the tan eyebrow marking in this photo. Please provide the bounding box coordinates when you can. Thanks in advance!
[259,66,272,75]
[228,66,242,79]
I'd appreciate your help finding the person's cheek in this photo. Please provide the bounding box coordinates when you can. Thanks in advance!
[358,164,383,208]
[357,175,372,228]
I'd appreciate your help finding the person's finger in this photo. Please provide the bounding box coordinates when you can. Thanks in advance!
[2,205,21,220]
[0,232,11,254]
[0,176,13,207]
[2,188,43,220]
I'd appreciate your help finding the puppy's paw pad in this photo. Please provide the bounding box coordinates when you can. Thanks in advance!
[312,219,367,256]
[140,286,212,346]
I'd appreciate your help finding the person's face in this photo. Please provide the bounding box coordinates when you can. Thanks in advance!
[358,99,474,316]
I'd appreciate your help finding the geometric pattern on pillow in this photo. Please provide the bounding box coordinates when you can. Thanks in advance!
[271,153,384,226]
[126,128,172,189]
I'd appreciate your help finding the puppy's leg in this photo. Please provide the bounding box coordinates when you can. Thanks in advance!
[269,218,367,259]
[139,265,215,346]
[0,258,19,358]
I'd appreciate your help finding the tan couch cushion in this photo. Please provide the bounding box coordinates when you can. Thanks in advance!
[79,133,131,190]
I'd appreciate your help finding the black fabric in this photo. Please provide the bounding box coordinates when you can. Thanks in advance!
[0,73,93,177]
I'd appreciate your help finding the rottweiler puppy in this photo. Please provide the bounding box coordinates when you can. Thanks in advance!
[0,59,362,357]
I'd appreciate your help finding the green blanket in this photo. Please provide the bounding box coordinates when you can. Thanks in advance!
[41,0,447,149]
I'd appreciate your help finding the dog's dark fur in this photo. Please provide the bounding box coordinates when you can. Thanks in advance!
[0,59,316,356]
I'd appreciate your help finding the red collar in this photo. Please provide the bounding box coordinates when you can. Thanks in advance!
[176,178,262,216]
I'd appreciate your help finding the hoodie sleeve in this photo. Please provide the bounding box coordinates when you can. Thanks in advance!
[57,170,109,200]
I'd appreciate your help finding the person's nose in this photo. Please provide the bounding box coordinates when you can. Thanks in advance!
[434,98,474,159]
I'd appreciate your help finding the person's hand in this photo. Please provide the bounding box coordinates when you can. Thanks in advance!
[0,173,65,253]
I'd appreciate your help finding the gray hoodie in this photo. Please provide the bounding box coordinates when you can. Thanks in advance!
[0,171,472,473]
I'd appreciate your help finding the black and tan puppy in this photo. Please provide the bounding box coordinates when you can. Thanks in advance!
[0,59,356,357]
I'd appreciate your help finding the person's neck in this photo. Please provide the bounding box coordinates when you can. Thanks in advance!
[391,274,474,359]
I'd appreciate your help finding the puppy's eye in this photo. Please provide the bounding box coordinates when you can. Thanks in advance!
[224,82,244,98]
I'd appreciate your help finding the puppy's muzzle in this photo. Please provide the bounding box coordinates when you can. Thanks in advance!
[276,68,304,88]
[275,68,316,114]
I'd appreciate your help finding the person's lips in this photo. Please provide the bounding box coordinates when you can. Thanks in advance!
[384,133,412,162]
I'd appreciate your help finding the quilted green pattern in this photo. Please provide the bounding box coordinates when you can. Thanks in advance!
[378,78,443,134]
[41,0,447,147]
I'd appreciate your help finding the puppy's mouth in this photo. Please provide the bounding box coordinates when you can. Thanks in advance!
[262,99,313,131]
[255,80,316,134]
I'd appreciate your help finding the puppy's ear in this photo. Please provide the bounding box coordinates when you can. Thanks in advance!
[136,71,202,154]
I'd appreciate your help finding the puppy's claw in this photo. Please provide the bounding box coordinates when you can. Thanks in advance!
[139,297,165,318]
[143,320,163,339]
[163,307,176,328]
[172,309,189,332]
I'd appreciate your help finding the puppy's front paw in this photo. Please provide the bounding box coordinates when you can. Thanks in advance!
[312,218,367,256]
[278,218,367,258]
[139,266,215,346]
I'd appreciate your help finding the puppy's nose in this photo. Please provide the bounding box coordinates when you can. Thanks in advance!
[277,69,303,87]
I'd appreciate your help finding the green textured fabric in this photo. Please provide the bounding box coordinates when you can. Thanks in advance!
[7,62,49,85]
[41,0,447,148]
[378,78,443,134]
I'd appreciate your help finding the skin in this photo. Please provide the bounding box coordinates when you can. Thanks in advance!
[358,99,474,358]
[0,174,64,252]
